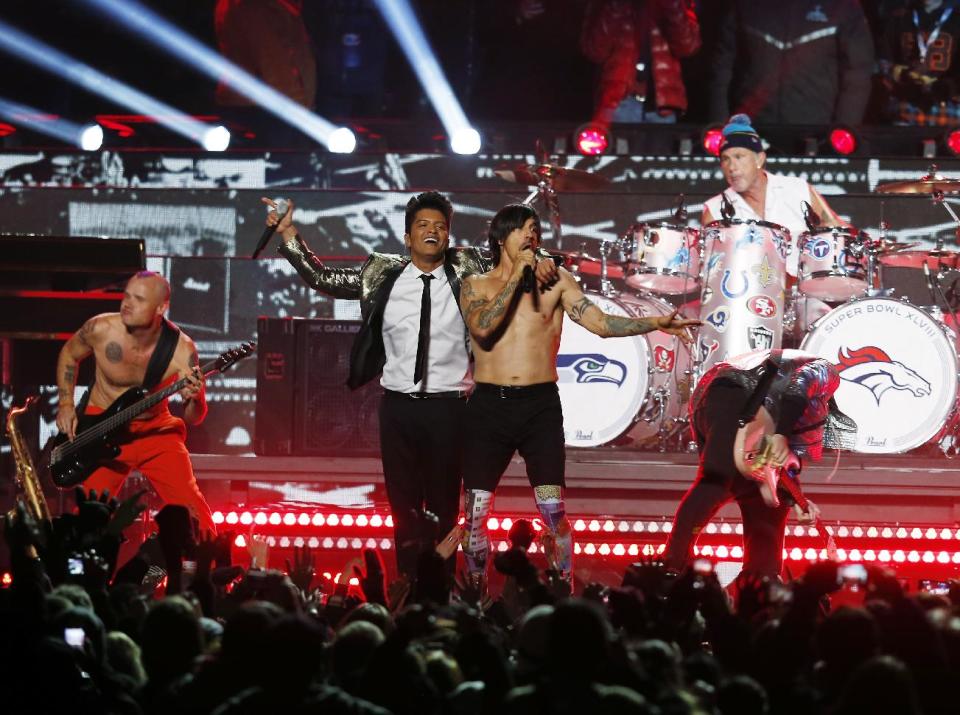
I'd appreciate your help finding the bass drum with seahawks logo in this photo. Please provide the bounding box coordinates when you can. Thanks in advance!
[801,296,958,453]
[556,291,692,448]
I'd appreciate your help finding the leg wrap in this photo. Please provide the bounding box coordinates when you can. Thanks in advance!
[461,489,493,579]
[535,485,572,577]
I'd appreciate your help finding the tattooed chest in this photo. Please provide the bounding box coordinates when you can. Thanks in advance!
[97,341,154,385]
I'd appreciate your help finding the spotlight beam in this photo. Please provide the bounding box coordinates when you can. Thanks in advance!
[371,0,479,153]
[81,0,354,151]
[0,19,218,148]
[0,96,99,148]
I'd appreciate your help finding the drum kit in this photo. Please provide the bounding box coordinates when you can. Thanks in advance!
[498,160,960,456]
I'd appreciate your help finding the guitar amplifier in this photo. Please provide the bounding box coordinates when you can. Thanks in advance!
[255,318,381,456]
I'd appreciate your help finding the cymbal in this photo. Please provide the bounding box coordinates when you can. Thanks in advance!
[879,248,960,269]
[875,173,960,194]
[495,163,610,192]
[872,239,920,254]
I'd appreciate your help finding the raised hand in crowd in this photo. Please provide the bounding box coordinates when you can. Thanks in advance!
[247,531,270,570]
[353,548,387,606]
[285,544,316,595]
[105,489,148,538]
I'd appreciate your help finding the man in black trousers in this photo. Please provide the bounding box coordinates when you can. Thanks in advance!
[263,192,557,580]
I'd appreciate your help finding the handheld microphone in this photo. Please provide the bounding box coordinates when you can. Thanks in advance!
[251,198,289,259]
[522,265,534,293]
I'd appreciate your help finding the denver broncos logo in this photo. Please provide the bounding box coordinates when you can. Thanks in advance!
[556,353,627,386]
[836,346,931,405]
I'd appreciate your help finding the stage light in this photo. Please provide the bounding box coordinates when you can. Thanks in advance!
[0,95,104,149]
[369,0,479,153]
[943,129,960,156]
[81,0,353,152]
[328,126,358,153]
[212,511,224,524]
[226,512,238,525]
[702,126,723,156]
[829,126,857,155]
[254,513,267,525]
[283,513,295,526]
[0,19,220,148]
[240,512,253,525]
[450,127,481,155]
[370,514,383,528]
[341,514,354,527]
[297,513,310,526]
[574,125,609,155]
[78,123,103,150]
[202,125,230,152]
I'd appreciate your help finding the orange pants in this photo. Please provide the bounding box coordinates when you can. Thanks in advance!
[82,405,215,534]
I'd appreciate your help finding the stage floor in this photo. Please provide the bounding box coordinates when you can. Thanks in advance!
[193,449,960,528]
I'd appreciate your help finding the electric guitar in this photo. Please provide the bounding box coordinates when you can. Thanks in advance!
[49,342,255,488]
[734,406,837,558]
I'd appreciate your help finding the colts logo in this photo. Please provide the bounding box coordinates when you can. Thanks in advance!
[556,353,627,387]
[746,295,777,318]
[698,338,720,365]
[804,238,831,260]
[720,270,749,298]
[653,345,676,372]
[836,346,931,405]
[704,307,730,332]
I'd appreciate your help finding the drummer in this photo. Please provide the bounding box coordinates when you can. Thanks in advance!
[702,113,849,282]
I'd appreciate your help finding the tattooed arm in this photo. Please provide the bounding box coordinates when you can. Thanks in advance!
[560,271,699,341]
[177,336,207,426]
[460,267,526,341]
[55,315,104,439]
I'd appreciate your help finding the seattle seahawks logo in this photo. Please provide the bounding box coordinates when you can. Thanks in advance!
[556,353,627,386]
[836,346,931,405]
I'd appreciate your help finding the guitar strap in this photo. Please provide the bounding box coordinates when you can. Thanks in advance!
[142,318,181,391]
[737,350,782,427]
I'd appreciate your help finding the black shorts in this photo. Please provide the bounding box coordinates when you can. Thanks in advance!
[462,382,566,492]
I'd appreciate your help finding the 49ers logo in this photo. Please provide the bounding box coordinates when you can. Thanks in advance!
[746,295,777,318]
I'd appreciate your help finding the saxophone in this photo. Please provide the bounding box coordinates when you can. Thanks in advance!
[6,396,52,523]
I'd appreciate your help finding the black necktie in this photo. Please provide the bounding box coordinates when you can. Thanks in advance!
[414,274,434,388]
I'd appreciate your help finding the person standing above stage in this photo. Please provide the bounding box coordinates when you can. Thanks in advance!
[55,271,216,534]
[663,349,857,579]
[708,0,873,126]
[702,114,850,281]
[458,203,698,587]
[265,192,559,581]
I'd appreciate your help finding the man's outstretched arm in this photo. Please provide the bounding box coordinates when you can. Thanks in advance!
[559,271,698,342]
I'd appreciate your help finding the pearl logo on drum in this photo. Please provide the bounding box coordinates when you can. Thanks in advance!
[836,346,931,405]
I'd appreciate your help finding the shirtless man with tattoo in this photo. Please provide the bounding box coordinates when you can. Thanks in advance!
[55,271,215,533]
[458,204,698,585]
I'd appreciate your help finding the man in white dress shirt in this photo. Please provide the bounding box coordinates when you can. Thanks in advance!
[266,192,558,580]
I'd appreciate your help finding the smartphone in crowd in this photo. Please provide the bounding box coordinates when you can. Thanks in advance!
[919,579,951,595]
[67,557,84,576]
[838,563,868,586]
[64,627,85,649]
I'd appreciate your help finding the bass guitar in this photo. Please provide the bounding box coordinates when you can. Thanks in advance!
[49,342,255,488]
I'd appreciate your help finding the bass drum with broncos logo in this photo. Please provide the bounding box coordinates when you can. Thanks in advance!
[801,296,958,453]
[556,291,692,448]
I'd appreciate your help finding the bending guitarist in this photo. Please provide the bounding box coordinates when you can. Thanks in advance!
[663,349,857,579]
[55,271,216,533]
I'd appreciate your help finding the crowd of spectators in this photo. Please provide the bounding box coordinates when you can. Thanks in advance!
[4,489,960,715]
